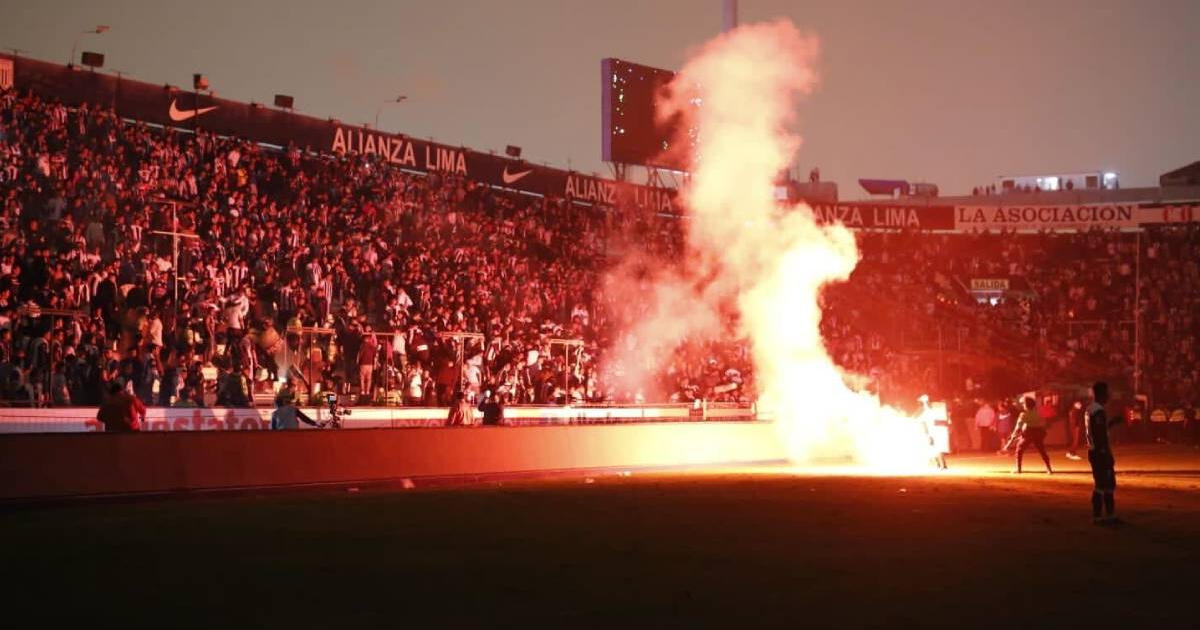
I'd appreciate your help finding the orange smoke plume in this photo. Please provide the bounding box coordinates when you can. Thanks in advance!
[609,20,934,471]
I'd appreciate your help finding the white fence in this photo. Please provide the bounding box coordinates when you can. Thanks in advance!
[0,403,758,434]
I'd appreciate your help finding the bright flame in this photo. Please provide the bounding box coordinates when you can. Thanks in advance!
[614,20,934,472]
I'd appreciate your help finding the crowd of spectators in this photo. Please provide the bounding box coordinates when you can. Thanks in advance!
[822,225,1198,413]
[862,224,1200,448]
[0,85,1195,418]
[969,179,1098,196]
[0,86,747,408]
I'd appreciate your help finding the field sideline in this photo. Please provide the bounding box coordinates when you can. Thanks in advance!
[4,446,1197,627]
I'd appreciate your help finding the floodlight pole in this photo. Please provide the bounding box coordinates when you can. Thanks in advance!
[374,95,407,131]
[110,69,130,109]
[1134,229,1142,396]
[69,26,108,67]
[722,0,738,32]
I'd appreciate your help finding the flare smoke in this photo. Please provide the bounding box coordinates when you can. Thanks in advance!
[607,20,931,469]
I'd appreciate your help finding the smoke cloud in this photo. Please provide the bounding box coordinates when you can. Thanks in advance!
[604,20,932,469]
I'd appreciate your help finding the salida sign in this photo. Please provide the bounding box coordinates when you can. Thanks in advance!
[970,278,1010,291]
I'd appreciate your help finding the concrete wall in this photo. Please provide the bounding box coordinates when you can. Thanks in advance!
[0,422,786,501]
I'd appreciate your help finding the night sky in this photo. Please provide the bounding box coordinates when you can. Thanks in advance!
[3,0,1197,195]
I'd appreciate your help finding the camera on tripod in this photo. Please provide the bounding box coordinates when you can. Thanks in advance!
[323,392,351,429]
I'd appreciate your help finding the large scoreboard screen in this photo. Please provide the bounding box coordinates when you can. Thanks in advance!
[601,58,689,171]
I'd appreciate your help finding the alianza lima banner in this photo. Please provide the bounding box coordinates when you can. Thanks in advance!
[955,204,1139,231]
[4,54,678,213]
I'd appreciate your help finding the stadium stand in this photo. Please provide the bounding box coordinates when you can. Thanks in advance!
[0,85,749,409]
[0,83,1196,437]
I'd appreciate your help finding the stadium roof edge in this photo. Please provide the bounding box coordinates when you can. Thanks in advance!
[844,185,1200,207]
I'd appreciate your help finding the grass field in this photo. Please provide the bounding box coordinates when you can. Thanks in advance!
[4,445,1198,627]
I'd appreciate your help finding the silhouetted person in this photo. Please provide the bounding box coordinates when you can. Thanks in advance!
[270,397,320,430]
[1065,400,1085,460]
[96,381,146,432]
[975,401,997,452]
[446,390,474,426]
[477,390,505,426]
[1086,381,1120,523]
[1011,396,1052,474]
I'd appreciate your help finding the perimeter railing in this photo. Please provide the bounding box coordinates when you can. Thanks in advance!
[0,401,759,434]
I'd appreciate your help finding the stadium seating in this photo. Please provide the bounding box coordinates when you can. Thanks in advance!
[0,86,1196,419]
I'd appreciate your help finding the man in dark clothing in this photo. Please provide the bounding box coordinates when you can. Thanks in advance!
[435,356,458,407]
[478,390,505,426]
[118,349,144,394]
[1012,396,1053,474]
[270,397,320,430]
[1085,381,1120,523]
[96,381,146,432]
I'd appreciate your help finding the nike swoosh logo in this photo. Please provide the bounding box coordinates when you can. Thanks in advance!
[168,99,219,122]
[502,166,533,185]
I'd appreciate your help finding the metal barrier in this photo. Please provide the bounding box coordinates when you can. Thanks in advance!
[0,402,758,434]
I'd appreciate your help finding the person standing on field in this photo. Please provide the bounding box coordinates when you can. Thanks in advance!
[1011,396,1053,474]
[1065,400,1085,460]
[975,401,997,452]
[1085,381,1120,524]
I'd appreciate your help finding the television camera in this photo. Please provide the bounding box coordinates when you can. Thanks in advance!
[323,391,351,429]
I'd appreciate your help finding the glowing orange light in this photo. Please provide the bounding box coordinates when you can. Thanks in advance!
[634,20,935,472]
